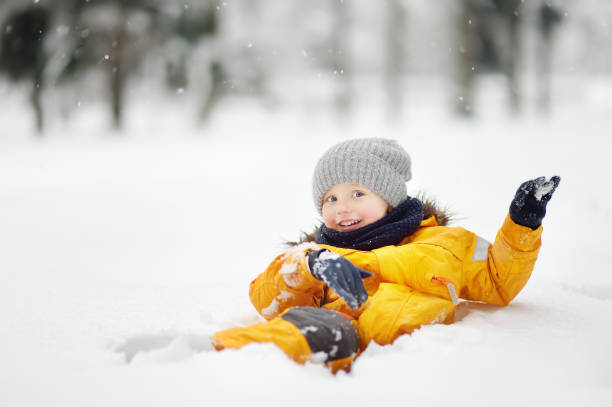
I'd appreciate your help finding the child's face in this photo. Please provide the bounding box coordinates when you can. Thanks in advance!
[321,183,390,232]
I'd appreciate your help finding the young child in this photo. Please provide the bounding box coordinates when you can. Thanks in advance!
[212,138,560,372]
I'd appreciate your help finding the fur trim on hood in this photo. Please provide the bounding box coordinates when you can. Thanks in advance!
[287,194,453,247]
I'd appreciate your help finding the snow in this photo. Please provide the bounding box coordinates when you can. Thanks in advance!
[332,328,342,342]
[278,243,320,287]
[318,250,341,261]
[261,299,280,318]
[1,81,612,406]
[534,177,557,201]
[300,326,319,334]
[279,263,298,275]
[277,290,293,301]
[262,290,295,318]
[312,250,343,280]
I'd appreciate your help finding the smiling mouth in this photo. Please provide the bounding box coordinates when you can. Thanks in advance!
[339,219,361,228]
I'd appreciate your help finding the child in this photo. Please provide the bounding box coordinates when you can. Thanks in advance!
[212,138,560,372]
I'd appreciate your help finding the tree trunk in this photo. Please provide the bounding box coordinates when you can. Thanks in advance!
[537,30,553,113]
[31,77,43,134]
[385,0,406,119]
[31,43,45,134]
[500,0,522,114]
[111,61,123,129]
[200,61,223,121]
[536,1,562,114]
[332,0,351,114]
[456,0,477,116]
[110,6,127,130]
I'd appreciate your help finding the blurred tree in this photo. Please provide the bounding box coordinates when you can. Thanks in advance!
[200,60,224,121]
[492,0,523,114]
[385,0,406,119]
[165,0,218,94]
[57,0,218,129]
[0,4,50,133]
[57,0,167,129]
[331,0,351,114]
[536,0,563,113]
[456,0,478,116]
[455,0,524,116]
[234,0,266,100]
[0,0,221,131]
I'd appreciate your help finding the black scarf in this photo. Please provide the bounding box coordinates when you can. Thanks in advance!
[316,196,424,251]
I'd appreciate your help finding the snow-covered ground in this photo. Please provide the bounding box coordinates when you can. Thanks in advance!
[1,79,611,406]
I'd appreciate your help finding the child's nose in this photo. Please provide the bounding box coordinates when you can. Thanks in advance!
[336,201,351,214]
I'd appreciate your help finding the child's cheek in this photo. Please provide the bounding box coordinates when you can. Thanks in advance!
[360,202,387,225]
[321,209,336,229]
[360,208,379,225]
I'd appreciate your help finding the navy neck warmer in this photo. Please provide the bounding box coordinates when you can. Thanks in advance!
[316,196,424,251]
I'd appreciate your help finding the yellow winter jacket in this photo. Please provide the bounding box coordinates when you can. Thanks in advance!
[249,214,541,324]
[212,213,542,368]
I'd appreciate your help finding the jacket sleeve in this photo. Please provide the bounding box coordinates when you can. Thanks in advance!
[460,214,541,305]
[347,214,541,306]
[249,243,327,320]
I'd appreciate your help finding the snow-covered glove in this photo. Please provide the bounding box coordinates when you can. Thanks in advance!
[306,249,372,309]
[509,176,561,230]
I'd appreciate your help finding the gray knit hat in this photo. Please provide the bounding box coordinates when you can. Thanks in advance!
[312,138,412,214]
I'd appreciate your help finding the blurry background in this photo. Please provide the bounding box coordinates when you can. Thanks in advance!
[1,0,611,133]
[1,0,611,289]
[1,0,611,286]
[1,3,612,404]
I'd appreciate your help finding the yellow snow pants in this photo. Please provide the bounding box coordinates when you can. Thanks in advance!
[212,282,454,372]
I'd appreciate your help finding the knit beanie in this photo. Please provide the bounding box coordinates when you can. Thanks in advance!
[312,138,412,214]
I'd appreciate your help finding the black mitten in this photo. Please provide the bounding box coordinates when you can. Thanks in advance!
[509,176,561,230]
[307,249,372,309]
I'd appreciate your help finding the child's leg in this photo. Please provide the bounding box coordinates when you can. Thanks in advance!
[212,306,359,372]
[358,283,455,347]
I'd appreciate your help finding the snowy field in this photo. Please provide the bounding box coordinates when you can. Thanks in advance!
[1,79,612,406]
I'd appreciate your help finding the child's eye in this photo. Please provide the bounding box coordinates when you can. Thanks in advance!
[324,195,337,203]
[352,191,364,198]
